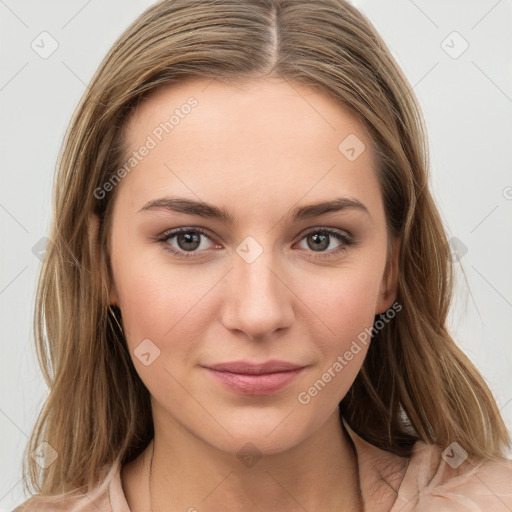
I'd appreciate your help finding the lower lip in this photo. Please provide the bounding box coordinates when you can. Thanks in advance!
[204,368,305,395]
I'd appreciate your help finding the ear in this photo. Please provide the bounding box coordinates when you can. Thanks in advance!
[88,213,119,306]
[375,237,400,314]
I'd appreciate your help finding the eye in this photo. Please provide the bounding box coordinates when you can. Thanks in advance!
[156,227,355,260]
[296,228,354,258]
[157,227,219,258]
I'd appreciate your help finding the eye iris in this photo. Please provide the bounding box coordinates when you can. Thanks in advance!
[177,231,201,251]
[307,232,329,251]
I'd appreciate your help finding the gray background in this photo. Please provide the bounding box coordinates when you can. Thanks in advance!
[1,0,511,509]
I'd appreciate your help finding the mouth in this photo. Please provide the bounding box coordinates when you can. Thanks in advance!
[201,360,307,395]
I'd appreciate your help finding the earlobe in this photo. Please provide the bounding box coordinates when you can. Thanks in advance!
[376,238,401,314]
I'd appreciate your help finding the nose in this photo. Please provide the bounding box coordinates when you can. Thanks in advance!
[220,248,295,341]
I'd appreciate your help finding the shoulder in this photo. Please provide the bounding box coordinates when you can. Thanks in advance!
[14,459,121,512]
[392,440,512,512]
[342,417,512,512]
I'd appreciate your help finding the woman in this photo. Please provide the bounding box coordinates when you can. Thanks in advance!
[16,0,512,511]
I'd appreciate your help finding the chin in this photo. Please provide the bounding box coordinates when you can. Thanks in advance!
[197,405,320,457]
[210,429,305,458]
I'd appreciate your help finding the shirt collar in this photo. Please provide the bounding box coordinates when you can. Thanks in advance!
[341,415,411,511]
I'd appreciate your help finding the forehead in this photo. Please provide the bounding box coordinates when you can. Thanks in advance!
[118,77,381,219]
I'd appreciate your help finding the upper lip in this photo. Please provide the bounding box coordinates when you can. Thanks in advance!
[203,360,306,375]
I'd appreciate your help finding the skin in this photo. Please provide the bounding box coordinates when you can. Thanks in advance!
[103,77,398,511]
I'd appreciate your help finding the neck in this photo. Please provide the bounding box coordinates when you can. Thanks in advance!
[142,410,362,512]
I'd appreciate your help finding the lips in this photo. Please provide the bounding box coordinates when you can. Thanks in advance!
[202,360,306,395]
[205,360,305,374]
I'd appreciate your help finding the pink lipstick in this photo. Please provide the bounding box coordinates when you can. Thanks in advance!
[202,360,306,395]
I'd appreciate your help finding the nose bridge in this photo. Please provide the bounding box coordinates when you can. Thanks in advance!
[221,235,294,339]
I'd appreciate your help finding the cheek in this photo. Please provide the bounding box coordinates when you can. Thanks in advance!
[291,268,382,414]
[114,266,183,338]
[304,264,385,401]
[306,261,385,348]
[111,246,222,365]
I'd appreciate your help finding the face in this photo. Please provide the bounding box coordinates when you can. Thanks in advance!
[106,77,396,455]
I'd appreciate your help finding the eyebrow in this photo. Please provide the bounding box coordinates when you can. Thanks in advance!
[138,196,370,223]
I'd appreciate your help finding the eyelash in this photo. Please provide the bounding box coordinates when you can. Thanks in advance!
[155,226,355,260]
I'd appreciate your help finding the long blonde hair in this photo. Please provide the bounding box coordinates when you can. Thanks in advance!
[22,0,510,500]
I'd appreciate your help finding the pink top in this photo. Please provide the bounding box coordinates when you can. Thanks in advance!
[16,418,512,511]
